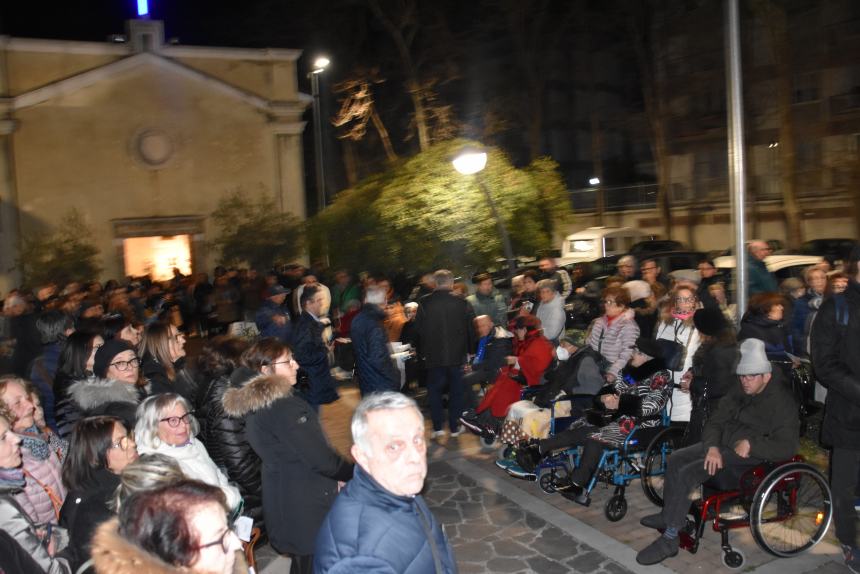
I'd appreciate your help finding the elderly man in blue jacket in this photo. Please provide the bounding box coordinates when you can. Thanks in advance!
[314,392,457,573]
[351,287,400,396]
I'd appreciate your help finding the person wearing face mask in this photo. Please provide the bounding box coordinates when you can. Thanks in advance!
[223,338,353,574]
[656,286,702,424]
[0,412,72,573]
[65,339,151,434]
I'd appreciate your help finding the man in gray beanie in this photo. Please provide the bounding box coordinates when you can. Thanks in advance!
[636,338,799,565]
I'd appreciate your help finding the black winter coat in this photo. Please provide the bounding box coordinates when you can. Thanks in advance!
[196,367,263,532]
[58,467,119,572]
[414,289,476,368]
[687,340,740,444]
[292,312,339,405]
[811,282,860,448]
[350,305,400,395]
[140,355,197,401]
[471,327,513,376]
[222,373,353,556]
[314,465,457,574]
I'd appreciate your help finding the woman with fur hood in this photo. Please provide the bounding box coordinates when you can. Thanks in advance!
[60,339,152,434]
[223,338,353,574]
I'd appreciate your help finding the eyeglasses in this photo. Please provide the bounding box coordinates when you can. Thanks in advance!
[159,412,194,428]
[269,357,297,366]
[197,527,237,554]
[110,357,140,371]
[675,296,696,303]
[641,266,657,272]
[110,434,134,451]
[602,299,619,306]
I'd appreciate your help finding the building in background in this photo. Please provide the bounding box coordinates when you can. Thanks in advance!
[0,19,309,290]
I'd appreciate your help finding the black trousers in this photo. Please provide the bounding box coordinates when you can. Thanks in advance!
[290,554,313,574]
[832,447,860,548]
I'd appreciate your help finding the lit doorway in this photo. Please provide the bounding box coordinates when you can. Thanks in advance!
[123,235,192,281]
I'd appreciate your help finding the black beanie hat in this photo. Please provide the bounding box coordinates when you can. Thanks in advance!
[693,307,728,337]
[93,339,134,378]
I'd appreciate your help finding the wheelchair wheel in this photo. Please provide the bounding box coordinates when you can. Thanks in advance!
[539,472,556,494]
[721,549,744,569]
[604,495,627,522]
[750,462,832,557]
[641,426,685,506]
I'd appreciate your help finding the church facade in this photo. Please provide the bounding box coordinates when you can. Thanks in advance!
[0,19,310,290]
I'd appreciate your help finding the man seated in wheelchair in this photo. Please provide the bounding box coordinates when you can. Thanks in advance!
[510,336,671,489]
[636,338,799,566]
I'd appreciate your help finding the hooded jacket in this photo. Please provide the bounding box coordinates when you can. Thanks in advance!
[0,481,71,574]
[351,304,400,395]
[196,367,263,532]
[314,465,457,574]
[57,376,149,438]
[90,518,248,574]
[222,372,353,556]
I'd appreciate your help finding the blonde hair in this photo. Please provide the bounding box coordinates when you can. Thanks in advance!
[112,453,185,511]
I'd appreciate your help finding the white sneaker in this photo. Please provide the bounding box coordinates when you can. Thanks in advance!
[431,430,446,439]
[449,429,464,437]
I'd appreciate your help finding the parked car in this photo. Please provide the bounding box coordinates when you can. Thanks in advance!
[713,254,824,301]
[799,238,857,265]
[629,239,684,256]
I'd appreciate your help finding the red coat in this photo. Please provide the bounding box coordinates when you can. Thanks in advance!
[476,333,554,418]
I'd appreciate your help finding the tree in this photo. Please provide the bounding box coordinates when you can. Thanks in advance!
[18,209,101,287]
[210,190,304,270]
[308,139,571,274]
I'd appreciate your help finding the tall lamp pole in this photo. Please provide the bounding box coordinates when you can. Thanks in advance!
[453,149,517,278]
[309,56,330,214]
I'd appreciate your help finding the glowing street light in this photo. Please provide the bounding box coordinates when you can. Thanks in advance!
[309,56,331,212]
[452,148,516,277]
[589,177,601,186]
[312,56,330,74]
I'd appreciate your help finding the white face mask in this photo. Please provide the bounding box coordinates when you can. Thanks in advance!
[556,346,570,362]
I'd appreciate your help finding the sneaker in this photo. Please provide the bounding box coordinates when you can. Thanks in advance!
[449,428,464,438]
[458,416,484,435]
[636,535,680,565]
[506,464,537,481]
[430,430,446,439]
[495,458,517,470]
[843,545,860,574]
[640,513,666,531]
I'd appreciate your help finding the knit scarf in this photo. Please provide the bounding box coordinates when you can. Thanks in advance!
[672,311,694,321]
[0,467,25,490]
[17,424,68,462]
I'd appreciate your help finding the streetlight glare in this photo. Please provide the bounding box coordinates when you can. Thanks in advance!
[589,177,601,185]
[313,56,330,74]
[452,151,488,175]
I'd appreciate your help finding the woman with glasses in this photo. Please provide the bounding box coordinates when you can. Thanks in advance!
[91,479,246,574]
[223,338,353,574]
[59,415,138,571]
[54,331,104,439]
[586,286,640,382]
[62,339,151,435]
[134,393,242,515]
[0,412,72,574]
[656,286,702,424]
[140,322,196,400]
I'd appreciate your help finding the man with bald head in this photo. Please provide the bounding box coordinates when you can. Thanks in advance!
[747,240,777,296]
[462,315,514,408]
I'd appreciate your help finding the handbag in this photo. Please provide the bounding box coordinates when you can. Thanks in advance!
[657,320,694,371]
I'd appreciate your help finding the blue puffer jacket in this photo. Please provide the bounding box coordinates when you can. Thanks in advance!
[350,304,399,396]
[314,465,457,574]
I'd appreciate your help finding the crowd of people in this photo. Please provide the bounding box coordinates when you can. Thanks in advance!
[0,240,858,573]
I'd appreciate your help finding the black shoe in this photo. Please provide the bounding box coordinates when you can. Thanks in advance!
[458,416,484,435]
[515,444,542,473]
[636,535,679,565]
[640,513,666,531]
[559,483,589,506]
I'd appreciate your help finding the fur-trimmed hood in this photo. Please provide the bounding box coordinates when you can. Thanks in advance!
[222,367,294,418]
[69,376,144,410]
[91,518,248,574]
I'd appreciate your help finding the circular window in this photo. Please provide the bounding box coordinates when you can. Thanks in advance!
[134,129,174,168]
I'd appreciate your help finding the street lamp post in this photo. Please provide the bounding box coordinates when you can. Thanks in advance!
[310,56,330,214]
[452,149,517,278]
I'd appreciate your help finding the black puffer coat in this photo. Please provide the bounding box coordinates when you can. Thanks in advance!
[140,355,197,401]
[687,339,740,444]
[197,366,263,532]
[811,282,860,448]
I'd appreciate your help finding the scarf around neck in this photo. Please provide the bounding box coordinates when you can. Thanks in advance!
[17,424,68,462]
[0,467,25,490]
[672,311,694,321]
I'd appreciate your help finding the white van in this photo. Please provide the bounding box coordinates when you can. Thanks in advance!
[559,226,647,265]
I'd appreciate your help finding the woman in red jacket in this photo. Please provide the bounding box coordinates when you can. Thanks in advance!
[460,315,554,439]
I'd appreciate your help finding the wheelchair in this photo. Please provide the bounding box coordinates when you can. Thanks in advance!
[529,402,679,523]
[669,457,831,569]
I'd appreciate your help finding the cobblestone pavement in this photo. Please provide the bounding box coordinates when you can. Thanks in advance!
[425,461,634,574]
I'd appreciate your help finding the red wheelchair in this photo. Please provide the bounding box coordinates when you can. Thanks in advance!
[645,453,833,569]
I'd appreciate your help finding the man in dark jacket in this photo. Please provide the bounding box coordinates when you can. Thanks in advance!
[414,269,476,436]
[462,315,513,408]
[314,392,457,573]
[637,338,799,565]
[29,310,74,433]
[293,285,338,409]
[747,240,777,296]
[254,285,292,342]
[811,245,860,572]
[351,287,400,396]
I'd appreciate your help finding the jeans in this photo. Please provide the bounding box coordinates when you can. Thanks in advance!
[831,447,860,548]
[661,442,762,530]
[427,365,465,432]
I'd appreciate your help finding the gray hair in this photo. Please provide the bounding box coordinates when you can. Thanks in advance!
[111,453,185,511]
[351,392,422,454]
[536,279,558,292]
[618,255,637,268]
[433,269,454,288]
[134,393,200,450]
[365,286,387,306]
